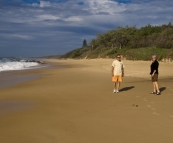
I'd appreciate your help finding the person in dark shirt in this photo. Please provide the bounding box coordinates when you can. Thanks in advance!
[150,55,160,95]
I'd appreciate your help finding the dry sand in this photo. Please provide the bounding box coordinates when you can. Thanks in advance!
[0,59,173,143]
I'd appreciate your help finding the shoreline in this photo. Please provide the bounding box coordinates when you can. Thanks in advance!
[0,59,66,89]
[0,62,50,89]
[0,71,45,89]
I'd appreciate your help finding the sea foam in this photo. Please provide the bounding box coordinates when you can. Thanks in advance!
[0,58,39,72]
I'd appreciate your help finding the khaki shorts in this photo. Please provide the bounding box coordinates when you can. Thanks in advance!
[151,74,158,82]
[112,76,122,82]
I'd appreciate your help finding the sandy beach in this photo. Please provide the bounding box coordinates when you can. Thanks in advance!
[0,59,173,143]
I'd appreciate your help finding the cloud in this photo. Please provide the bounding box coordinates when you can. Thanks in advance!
[64,16,82,22]
[0,34,33,40]
[84,0,126,15]
[40,1,51,7]
[0,0,173,57]
[37,14,61,21]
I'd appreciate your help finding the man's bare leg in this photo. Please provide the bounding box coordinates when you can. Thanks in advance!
[152,82,156,92]
[113,82,116,93]
[117,82,120,92]
[113,82,116,89]
[154,82,160,93]
[113,82,120,93]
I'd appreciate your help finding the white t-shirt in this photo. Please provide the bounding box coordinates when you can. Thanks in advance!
[112,60,124,76]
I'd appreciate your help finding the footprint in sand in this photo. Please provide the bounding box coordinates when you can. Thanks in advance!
[150,102,154,104]
[151,108,156,111]
[147,105,151,108]
[143,98,148,102]
[136,96,141,98]
[132,104,139,107]
[153,112,160,115]
[167,87,173,90]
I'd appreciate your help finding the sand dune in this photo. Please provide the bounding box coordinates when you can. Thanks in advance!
[0,59,173,143]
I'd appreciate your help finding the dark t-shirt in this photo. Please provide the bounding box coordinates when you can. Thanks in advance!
[150,60,159,75]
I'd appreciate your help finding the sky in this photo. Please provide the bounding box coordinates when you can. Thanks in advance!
[0,0,173,57]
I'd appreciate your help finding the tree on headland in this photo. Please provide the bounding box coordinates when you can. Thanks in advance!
[83,39,88,47]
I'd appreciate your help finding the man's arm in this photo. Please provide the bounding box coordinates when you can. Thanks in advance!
[122,67,124,77]
[111,66,114,77]
[152,70,156,76]
[122,63,124,77]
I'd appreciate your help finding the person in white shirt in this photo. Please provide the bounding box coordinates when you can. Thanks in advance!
[111,55,124,93]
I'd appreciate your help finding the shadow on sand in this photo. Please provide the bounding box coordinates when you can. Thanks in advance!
[120,86,135,92]
[160,87,166,92]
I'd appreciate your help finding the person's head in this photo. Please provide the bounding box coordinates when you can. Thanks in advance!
[152,55,157,61]
[116,55,121,61]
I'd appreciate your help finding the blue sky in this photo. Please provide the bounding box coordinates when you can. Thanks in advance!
[0,0,173,57]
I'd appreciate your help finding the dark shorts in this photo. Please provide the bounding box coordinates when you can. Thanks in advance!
[151,74,158,82]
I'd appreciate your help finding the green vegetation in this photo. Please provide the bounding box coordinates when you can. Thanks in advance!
[62,23,173,61]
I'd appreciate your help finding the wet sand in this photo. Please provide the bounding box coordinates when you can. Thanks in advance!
[0,59,173,143]
[0,71,45,89]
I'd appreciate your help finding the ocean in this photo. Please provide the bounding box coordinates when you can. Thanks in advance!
[0,57,40,72]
